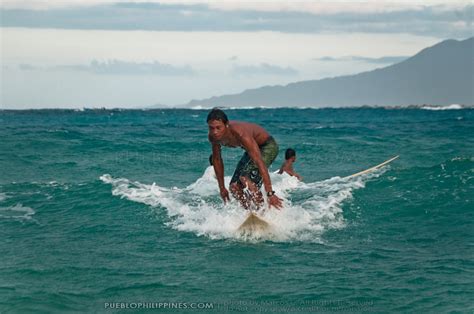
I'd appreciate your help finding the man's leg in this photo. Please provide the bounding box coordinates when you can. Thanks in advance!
[242,137,279,210]
[239,176,264,210]
[230,152,254,209]
[230,182,251,209]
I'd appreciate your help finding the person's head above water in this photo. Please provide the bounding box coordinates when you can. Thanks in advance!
[207,108,229,141]
[285,148,296,161]
[207,108,228,124]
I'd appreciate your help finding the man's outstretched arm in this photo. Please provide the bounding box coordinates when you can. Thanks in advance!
[211,143,230,203]
[240,136,283,209]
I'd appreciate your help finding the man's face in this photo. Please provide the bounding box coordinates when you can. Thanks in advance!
[208,119,227,140]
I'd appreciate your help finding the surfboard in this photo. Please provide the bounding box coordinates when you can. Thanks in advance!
[237,211,271,235]
[344,155,399,179]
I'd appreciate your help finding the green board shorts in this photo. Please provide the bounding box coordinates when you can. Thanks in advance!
[230,136,279,189]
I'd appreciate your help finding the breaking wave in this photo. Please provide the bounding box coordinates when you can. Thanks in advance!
[421,104,463,110]
[100,167,387,242]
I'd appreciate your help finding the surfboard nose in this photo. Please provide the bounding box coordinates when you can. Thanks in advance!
[237,212,271,236]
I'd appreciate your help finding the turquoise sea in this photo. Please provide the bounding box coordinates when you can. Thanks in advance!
[1,107,473,313]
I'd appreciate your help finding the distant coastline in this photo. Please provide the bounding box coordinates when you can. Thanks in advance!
[1,104,472,112]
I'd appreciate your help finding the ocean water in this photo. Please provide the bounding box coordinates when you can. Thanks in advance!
[0,107,473,313]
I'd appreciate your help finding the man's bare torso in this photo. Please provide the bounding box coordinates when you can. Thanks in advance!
[212,121,270,148]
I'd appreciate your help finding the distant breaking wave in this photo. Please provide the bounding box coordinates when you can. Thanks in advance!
[421,104,464,110]
[188,104,470,110]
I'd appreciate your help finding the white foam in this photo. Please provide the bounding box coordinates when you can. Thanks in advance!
[189,105,205,110]
[0,203,36,221]
[0,192,8,202]
[421,104,463,110]
[100,168,380,242]
[185,166,222,196]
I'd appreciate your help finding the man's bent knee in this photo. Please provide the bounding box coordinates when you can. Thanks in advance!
[230,182,241,193]
[240,176,258,191]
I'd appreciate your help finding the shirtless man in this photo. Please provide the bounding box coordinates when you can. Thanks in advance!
[278,148,302,180]
[207,108,283,210]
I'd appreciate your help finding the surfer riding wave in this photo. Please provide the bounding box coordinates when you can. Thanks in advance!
[207,108,283,210]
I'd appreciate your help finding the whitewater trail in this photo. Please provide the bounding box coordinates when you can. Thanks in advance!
[100,167,387,242]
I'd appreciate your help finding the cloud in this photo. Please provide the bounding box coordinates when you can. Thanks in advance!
[1,1,471,12]
[315,56,409,64]
[18,64,38,70]
[231,63,298,77]
[17,60,196,76]
[351,56,409,64]
[0,2,472,39]
[2,2,473,39]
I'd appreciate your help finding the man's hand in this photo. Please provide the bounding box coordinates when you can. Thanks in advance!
[268,194,283,210]
[220,188,230,204]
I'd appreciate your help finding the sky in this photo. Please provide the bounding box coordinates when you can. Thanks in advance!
[1,1,473,109]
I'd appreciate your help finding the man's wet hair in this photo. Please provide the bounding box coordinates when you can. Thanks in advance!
[285,148,296,160]
[207,108,228,124]
[209,154,213,166]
